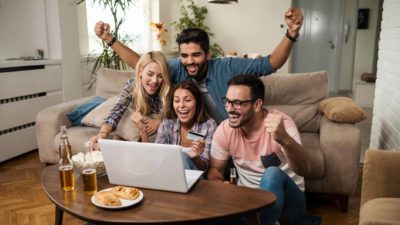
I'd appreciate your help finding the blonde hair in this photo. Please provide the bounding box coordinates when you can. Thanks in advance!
[132,51,171,117]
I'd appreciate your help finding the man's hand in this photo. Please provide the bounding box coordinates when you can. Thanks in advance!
[264,113,289,143]
[284,8,303,36]
[141,117,161,136]
[94,21,113,43]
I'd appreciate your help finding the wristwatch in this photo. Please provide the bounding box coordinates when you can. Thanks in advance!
[107,36,117,47]
[285,30,299,42]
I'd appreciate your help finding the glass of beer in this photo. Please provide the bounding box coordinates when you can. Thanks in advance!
[82,144,97,195]
[59,164,74,191]
[229,167,237,185]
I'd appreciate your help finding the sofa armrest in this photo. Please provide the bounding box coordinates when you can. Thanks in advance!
[319,116,361,195]
[36,96,93,164]
[361,149,400,206]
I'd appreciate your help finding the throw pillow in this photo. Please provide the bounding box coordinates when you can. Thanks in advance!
[81,96,119,127]
[67,96,106,126]
[319,97,366,123]
[114,111,158,142]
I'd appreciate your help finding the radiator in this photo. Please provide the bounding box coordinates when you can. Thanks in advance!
[0,62,63,162]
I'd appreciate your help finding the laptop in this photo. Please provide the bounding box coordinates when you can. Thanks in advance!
[98,139,203,193]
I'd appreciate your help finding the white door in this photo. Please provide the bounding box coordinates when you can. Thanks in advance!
[291,0,345,93]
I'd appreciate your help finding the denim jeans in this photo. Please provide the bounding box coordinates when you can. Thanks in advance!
[259,166,306,225]
[182,152,199,170]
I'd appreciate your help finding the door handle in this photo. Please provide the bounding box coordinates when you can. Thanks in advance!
[327,41,335,49]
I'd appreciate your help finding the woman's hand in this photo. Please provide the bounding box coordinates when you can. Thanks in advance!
[141,117,161,136]
[131,110,145,131]
[188,139,205,159]
[88,132,108,151]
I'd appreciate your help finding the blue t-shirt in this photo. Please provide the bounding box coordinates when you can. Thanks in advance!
[167,56,276,119]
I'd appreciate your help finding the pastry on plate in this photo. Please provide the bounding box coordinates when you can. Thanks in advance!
[94,191,121,206]
[111,186,140,200]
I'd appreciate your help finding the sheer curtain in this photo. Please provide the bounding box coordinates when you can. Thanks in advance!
[84,0,152,54]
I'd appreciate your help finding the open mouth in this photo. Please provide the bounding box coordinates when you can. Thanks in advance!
[147,83,159,92]
[177,110,190,119]
[186,65,199,74]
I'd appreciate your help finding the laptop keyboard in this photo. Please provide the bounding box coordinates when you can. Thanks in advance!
[185,170,203,188]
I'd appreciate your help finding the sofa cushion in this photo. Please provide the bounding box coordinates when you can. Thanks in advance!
[95,68,133,98]
[114,109,139,141]
[81,96,119,127]
[319,97,366,123]
[299,133,325,179]
[359,198,400,225]
[261,71,328,132]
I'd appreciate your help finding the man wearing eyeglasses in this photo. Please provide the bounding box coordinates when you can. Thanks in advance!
[208,74,311,225]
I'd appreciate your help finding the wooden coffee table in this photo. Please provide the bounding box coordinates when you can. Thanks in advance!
[42,165,276,225]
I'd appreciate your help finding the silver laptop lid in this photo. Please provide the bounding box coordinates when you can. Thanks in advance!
[98,139,201,193]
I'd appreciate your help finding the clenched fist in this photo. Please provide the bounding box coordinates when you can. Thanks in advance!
[94,21,113,43]
[284,8,303,37]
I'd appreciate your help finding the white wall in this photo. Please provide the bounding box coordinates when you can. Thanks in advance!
[353,0,380,82]
[0,0,83,101]
[160,0,291,73]
[339,0,358,90]
[0,0,48,60]
[370,0,400,150]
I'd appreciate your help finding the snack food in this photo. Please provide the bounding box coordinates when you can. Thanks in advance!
[111,186,140,200]
[94,191,121,206]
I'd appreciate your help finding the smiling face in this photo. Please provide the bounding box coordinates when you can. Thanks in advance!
[173,88,197,126]
[225,85,255,128]
[140,62,163,95]
[179,42,210,80]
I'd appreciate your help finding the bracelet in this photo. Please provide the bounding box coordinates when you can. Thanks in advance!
[107,36,117,47]
[285,30,299,42]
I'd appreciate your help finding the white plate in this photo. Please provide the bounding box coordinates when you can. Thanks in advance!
[91,188,144,209]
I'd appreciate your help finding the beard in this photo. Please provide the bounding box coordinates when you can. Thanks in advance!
[183,61,207,79]
[228,108,255,128]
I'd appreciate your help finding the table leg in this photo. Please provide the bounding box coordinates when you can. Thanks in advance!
[247,212,260,225]
[55,206,64,225]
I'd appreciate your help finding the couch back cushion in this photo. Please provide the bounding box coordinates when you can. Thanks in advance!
[95,68,134,98]
[260,71,328,132]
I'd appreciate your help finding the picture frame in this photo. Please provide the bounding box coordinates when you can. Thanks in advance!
[358,8,369,29]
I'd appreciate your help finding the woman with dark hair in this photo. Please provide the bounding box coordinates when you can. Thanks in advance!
[156,79,217,171]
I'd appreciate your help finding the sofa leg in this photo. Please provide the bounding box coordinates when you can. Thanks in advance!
[337,195,349,213]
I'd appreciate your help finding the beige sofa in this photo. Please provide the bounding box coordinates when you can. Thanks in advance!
[359,149,400,225]
[36,70,361,211]
[36,68,133,164]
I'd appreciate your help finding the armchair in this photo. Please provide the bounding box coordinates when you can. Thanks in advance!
[359,149,400,225]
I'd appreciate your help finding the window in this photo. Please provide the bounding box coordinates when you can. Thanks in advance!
[83,0,152,55]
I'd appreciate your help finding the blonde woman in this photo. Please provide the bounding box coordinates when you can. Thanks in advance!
[89,51,171,150]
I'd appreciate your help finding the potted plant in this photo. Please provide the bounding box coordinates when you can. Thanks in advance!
[77,0,136,88]
[173,0,224,58]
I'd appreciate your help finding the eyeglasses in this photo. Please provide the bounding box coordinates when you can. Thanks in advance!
[222,97,254,110]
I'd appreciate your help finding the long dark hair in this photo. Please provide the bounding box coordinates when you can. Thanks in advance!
[168,79,210,123]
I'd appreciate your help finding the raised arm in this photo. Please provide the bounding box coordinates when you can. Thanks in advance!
[95,21,141,69]
[269,8,303,70]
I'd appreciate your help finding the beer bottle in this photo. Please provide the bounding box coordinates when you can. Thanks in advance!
[59,140,75,191]
[60,125,72,157]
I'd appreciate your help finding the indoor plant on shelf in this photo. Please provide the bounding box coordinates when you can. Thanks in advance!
[173,0,224,58]
[77,0,137,88]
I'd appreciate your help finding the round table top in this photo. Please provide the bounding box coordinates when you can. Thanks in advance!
[41,165,276,224]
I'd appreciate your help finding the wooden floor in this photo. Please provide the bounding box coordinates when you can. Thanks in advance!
[0,150,361,225]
